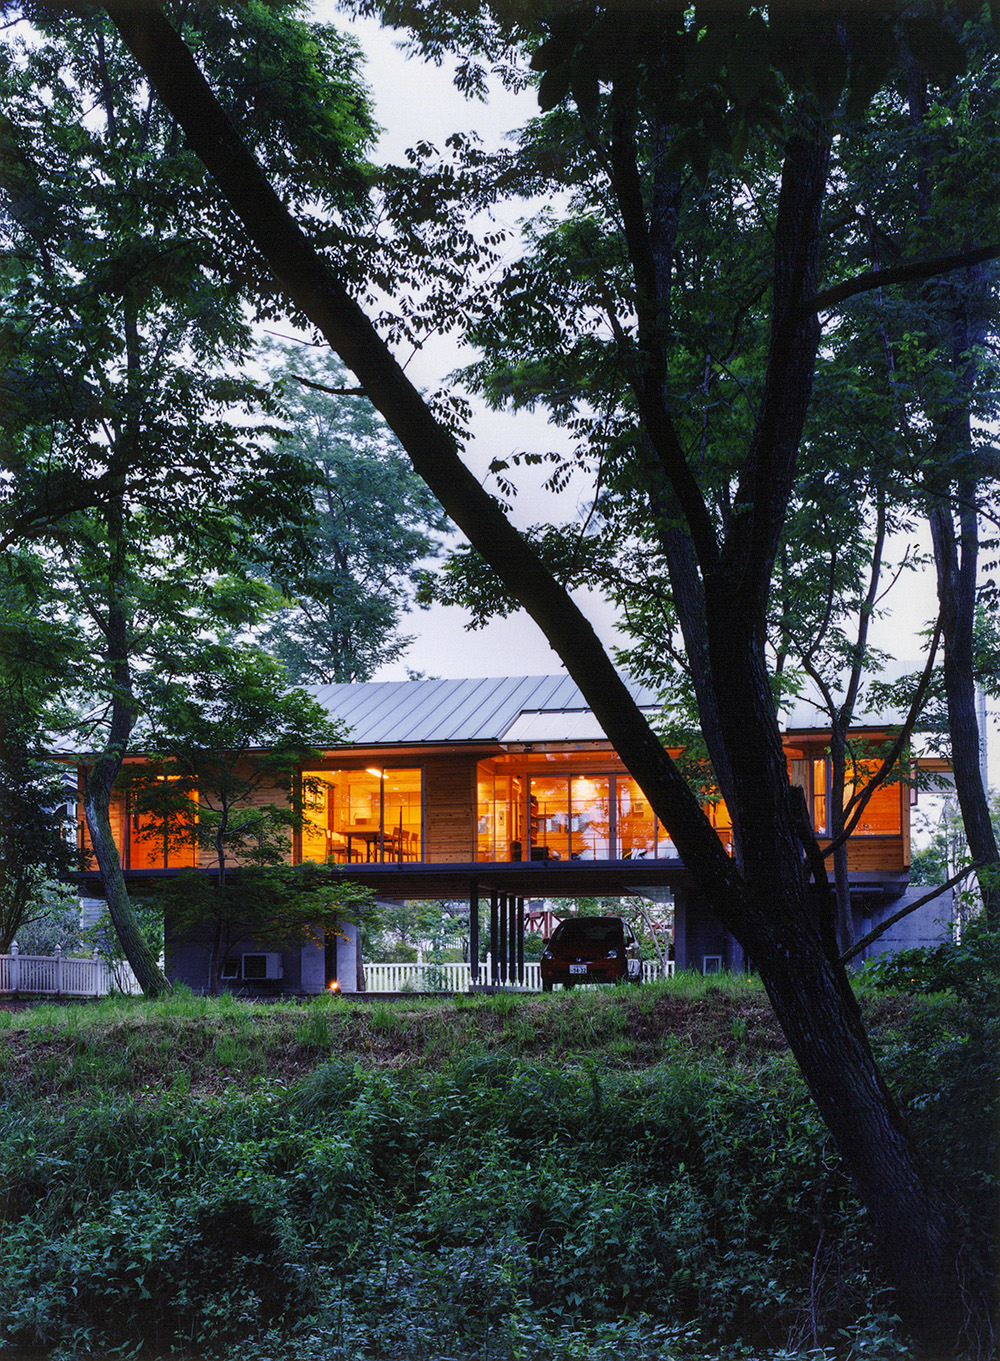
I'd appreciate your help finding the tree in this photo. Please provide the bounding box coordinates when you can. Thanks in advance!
[858,39,1000,929]
[12,880,85,957]
[46,1,1000,1348]
[130,640,366,992]
[0,2,375,991]
[0,559,81,953]
[260,345,447,684]
[134,642,345,886]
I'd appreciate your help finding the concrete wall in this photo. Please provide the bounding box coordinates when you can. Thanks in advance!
[672,888,735,974]
[164,918,360,995]
[854,886,954,962]
[671,883,955,975]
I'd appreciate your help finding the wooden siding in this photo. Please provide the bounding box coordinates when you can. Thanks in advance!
[818,836,907,874]
[423,754,476,862]
[196,771,295,871]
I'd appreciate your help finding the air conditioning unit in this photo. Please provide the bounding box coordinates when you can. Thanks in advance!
[241,952,283,981]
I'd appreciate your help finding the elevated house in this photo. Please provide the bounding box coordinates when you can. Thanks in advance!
[76,674,951,993]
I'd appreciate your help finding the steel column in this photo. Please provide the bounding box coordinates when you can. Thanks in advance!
[469,880,480,986]
[498,893,508,983]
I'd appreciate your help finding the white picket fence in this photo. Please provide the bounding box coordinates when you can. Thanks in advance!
[364,957,672,992]
[0,946,142,998]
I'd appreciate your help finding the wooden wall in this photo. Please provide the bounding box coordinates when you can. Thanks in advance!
[423,754,477,862]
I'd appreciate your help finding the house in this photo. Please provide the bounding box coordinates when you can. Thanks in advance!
[76,674,951,993]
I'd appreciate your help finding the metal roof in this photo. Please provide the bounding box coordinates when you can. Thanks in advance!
[780,660,925,731]
[307,674,661,746]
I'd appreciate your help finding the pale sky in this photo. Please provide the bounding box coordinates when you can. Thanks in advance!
[306,4,995,785]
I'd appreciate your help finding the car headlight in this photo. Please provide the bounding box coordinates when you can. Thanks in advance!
[606,949,619,959]
[541,948,553,961]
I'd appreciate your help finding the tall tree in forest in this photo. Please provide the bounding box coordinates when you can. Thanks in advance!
[27,0,1000,1349]
[0,555,81,952]
[0,2,375,991]
[260,345,447,683]
[837,31,1000,927]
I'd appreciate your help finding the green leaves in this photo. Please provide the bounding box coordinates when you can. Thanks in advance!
[256,344,447,684]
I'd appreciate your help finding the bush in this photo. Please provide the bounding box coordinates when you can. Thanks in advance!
[861,918,1000,1003]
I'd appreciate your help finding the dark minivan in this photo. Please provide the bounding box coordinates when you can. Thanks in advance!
[540,916,642,991]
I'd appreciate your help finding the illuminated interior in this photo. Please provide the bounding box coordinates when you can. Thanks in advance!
[788,752,902,837]
[844,760,903,835]
[477,754,680,862]
[301,768,422,863]
[126,781,197,870]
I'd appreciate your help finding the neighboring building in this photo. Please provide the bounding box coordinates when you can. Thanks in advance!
[76,674,951,993]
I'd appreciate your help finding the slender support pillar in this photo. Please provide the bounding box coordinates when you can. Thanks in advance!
[469,880,480,987]
[498,893,508,983]
[507,894,517,983]
[516,897,525,985]
[490,894,499,985]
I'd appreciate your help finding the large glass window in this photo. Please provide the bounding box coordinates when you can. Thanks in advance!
[570,775,610,860]
[616,776,656,859]
[476,759,680,862]
[477,770,522,861]
[301,768,422,863]
[126,780,197,870]
[812,757,828,836]
[529,775,570,861]
[800,756,903,838]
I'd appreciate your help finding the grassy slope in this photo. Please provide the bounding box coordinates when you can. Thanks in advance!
[0,976,989,1361]
[0,974,924,1100]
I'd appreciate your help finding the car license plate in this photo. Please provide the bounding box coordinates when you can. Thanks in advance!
[569,963,588,975]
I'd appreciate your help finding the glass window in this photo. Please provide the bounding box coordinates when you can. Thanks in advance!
[301,768,422,863]
[530,776,570,862]
[127,779,197,870]
[477,768,522,862]
[812,757,828,836]
[704,797,732,852]
[845,761,902,836]
[475,758,682,863]
[570,775,610,859]
[615,776,656,859]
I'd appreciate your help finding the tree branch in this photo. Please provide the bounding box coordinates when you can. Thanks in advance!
[841,863,981,964]
[104,0,747,924]
[824,615,942,857]
[805,242,1000,316]
[291,374,366,397]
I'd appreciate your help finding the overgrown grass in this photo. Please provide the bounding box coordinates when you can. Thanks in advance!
[0,970,920,1103]
[0,974,800,1100]
[0,973,992,1361]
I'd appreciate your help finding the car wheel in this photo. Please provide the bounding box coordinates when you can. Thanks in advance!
[563,981,574,991]
[542,981,553,993]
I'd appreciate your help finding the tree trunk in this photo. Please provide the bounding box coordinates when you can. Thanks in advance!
[755,905,963,1351]
[102,13,988,1347]
[929,492,1000,928]
[83,723,170,997]
[827,726,856,958]
[82,503,169,997]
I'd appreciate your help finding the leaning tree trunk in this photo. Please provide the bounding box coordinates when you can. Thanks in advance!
[99,14,989,1346]
[928,466,1000,931]
[83,473,170,997]
[82,693,170,997]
